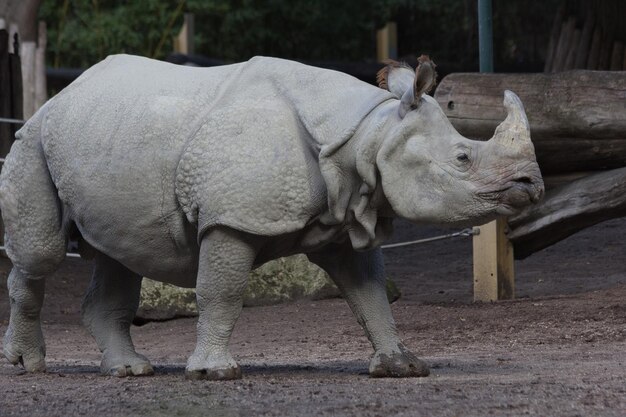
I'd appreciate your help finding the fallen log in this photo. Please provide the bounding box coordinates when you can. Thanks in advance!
[534,138,626,174]
[435,71,626,140]
[434,71,626,174]
[507,167,626,259]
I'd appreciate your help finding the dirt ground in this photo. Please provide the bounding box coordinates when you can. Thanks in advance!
[0,218,625,417]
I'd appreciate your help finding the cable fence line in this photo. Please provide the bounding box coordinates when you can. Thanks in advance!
[0,117,26,125]
[380,227,479,249]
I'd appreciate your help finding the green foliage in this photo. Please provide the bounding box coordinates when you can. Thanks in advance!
[39,0,400,67]
[187,0,399,62]
[394,0,560,72]
[39,0,186,68]
[39,0,561,71]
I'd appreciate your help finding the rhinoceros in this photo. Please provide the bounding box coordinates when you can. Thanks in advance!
[0,54,543,379]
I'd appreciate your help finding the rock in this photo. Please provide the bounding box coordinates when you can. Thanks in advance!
[243,254,339,307]
[135,254,400,322]
[136,278,197,322]
[386,279,401,304]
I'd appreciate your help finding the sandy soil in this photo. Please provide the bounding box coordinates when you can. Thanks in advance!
[0,218,625,417]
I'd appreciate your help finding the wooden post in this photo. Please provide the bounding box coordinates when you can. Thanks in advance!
[20,39,35,118]
[34,20,46,109]
[472,0,515,302]
[473,218,515,301]
[376,22,397,61]
[173,13,194,55]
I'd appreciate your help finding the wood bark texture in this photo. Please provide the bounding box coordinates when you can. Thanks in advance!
[434,71,626,174]
[508,167,626,259]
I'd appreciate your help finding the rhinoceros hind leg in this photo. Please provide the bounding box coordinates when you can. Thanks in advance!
[185,227,259,381]
[3,269,49,372]
[308,245,430,378]
[2,133,68,373]
[81,253,153,377]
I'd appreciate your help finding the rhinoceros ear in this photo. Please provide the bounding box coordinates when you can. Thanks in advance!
[398,55,438,118]
[376,60,415,99]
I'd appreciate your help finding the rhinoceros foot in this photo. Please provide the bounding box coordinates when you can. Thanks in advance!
[3,320,46,373]
[101,350,154,377]
[369,344,430,378]
[185,352,242,381]
[185,366,242,381]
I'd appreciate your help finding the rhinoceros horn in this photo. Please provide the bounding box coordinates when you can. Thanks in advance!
[491,90,534,156]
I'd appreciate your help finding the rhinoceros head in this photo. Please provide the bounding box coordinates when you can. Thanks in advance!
[375,57,544,227]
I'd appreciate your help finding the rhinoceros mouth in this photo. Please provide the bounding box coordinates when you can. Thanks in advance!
[479,178,543,214]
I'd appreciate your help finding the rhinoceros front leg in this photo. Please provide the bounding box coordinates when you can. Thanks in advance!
[81,253,153,377]
[186,227,259,380]
[308,245,429,378]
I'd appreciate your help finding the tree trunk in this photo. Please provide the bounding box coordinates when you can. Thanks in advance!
[507,167,626,259]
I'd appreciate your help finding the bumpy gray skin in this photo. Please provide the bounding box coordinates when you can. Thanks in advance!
[0,55,543,379]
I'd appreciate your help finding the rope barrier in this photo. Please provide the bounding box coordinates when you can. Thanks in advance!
[0,117,25,125]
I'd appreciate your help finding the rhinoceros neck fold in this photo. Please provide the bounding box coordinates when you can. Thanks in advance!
[317,100,398,250]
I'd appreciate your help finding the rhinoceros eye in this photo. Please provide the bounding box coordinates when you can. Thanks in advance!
[456,153,469,163]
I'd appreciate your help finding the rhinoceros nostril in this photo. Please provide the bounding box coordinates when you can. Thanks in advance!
[514,176,532,184]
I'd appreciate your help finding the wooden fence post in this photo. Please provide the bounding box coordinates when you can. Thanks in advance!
[173,13,194,55]
[473,218,515,301]
[376,22,397,61]
[472,0,515,302]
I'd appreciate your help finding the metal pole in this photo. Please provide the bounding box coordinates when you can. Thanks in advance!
[478,0,493,72]
[473,0,515,301]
